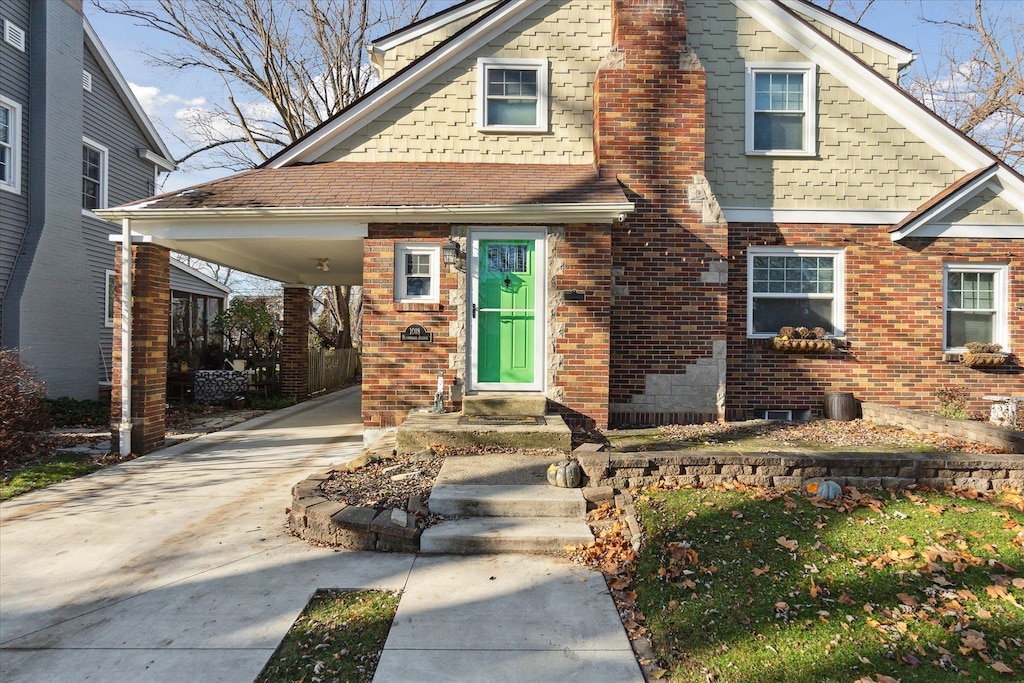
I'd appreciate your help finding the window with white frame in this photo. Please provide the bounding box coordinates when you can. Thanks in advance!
[82,138,108,211]
[477,58,548,132]
[748,247,844,337]
[943,263,1008,351]
[105,270,116,327]
[745,63,816,155]
[395,244,440,303]
[0,97,20,193]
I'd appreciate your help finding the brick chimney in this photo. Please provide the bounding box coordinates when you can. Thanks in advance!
[596,0,729,426]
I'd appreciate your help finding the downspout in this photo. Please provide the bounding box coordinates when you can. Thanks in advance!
[118,217,133,455]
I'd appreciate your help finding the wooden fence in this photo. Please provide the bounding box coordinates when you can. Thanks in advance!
[308,348,361,394]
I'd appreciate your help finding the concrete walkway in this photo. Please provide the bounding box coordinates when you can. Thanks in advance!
[1,388,641,682]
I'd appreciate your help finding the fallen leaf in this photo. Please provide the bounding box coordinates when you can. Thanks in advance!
[777,536,798,551]
[991,661,1015,674]
[898,535,916,547]
[896,593,919,608]
[753,566,771,577]
[810,578,820,599]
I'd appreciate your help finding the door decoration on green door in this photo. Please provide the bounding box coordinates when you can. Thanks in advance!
[477,240,535,384]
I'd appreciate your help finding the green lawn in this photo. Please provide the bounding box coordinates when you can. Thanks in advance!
[633,485,1024,682]
[0,453,101,501]
[256,590,399,682]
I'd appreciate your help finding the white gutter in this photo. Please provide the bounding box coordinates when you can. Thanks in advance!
[118,217,133,456]
[96,202,636,225]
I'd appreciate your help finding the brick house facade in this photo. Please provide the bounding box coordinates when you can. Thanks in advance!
[100,0,1022,453]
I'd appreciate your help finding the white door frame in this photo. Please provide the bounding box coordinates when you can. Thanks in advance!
[467,228,546,392]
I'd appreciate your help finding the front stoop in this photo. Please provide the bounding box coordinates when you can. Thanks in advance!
[419,453,594,555]
[396,410,572,453]
[462,392,548,417]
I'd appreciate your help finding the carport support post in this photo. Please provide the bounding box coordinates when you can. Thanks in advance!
[282,285,311,401]
[110,241,170,455]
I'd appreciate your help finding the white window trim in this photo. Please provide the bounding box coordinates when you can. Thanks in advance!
[942,263,1009,353]
[82,137,109,215]
[747,246,845,338]
[0,96,21,194]
[745,62,817,156]
[395,243,440,303]
[476,57,548,133]
[104,269,115,327]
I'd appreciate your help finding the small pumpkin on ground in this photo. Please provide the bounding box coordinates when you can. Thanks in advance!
[547,459,583,488]
[804,479,843,501]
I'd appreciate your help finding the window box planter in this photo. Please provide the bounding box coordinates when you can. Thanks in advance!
[769,337,835,353]
[962,352,1009,368]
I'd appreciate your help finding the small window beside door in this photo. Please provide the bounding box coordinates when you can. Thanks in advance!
[395,244,440,303]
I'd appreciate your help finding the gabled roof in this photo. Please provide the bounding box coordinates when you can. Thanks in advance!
[265,1,545,168]
[101,162,632,223]
[371,0,501,54]
[170,259,232,294]
[779,0,915,69]
[889,165,1024,240]
[84,18,175,172]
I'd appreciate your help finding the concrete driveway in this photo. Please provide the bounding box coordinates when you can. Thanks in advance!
[0,387,415,682]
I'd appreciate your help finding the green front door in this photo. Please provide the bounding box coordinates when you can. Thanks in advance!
[476,239,536,385]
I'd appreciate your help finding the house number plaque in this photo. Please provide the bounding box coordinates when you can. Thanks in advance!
[400,324,433,342]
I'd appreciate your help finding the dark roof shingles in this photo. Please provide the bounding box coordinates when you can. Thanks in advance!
[133,163,625,211]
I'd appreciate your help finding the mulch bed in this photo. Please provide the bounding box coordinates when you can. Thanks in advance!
[318,450,446,511]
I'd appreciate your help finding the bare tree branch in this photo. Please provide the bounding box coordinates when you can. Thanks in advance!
[94,0,441,172]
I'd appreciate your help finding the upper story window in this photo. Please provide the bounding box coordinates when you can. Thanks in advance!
[395,243,440,303]
[477,58,548,133]
[0,97,21,193]
[944,263,1008,351]
[745,63,816,156]
[748,247,844,338]
[82,138,108,212]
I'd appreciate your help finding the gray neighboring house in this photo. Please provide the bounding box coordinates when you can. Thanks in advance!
[0,0,224,399]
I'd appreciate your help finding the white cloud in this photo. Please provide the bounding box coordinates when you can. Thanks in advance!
[129,82,205,117]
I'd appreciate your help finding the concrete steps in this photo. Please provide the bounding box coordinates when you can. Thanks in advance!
[420,517,594,554]
[396,392,571,454]
[429,484,586,518]
[421,454,593,555]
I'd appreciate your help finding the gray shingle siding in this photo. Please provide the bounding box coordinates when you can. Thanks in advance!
[1,0,171,398]
[0,0,32,341]
[83,44,155,384]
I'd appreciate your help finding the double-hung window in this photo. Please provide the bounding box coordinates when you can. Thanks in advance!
[395,244,440,303]
[0,97,20,193]
[748,247,844,337]
[944,264,1008,351]
[82,138,108,212]
[745,63,816,155]
[477,58,548,132]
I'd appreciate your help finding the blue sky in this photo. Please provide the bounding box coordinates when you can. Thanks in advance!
[83,0,1019,193]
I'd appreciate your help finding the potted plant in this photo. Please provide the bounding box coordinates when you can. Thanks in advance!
[961,342,1008,367]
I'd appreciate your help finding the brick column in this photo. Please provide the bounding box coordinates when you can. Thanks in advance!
[110,243,170,455]
[281,285,310,400]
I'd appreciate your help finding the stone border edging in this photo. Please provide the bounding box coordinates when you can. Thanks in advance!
[288,470,420,552]
[576,450,1024,493]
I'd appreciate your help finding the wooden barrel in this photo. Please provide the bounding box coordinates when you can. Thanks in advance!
[824,391,858,421]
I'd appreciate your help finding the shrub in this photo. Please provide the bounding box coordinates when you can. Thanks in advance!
[47,397,110,427]
[0,349,50,470]
[247,395,297,410]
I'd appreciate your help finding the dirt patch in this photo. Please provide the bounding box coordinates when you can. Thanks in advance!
[319,450,445,511]
[607,418,1008,454]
